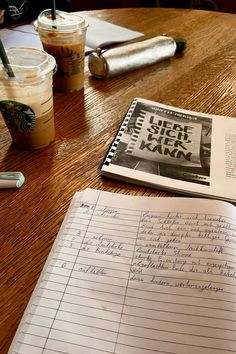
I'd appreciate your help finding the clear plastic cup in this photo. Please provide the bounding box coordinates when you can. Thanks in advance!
[0,47,56,149]
[35,9,88,93]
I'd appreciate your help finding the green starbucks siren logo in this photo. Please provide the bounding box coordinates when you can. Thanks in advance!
[0,100,36,132]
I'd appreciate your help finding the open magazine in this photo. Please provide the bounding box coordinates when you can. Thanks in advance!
[100,97,236,202]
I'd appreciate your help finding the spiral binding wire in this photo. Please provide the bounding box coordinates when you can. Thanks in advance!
[104,98,138,166]
[125,112,145,156]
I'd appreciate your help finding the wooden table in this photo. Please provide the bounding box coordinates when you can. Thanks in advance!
[1,6,236,353]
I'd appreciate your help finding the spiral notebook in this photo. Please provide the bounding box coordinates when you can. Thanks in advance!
[100,97,236,203]
[7,188,236,353]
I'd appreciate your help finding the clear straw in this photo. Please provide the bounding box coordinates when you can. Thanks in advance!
[0,39,15,78]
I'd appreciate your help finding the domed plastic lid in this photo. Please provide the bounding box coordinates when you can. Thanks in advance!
[0,47,56,80]
[35,9,88,32]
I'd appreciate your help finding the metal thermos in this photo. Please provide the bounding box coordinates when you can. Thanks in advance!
[88,35,187,79]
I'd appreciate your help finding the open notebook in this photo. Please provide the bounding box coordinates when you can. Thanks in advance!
[7,188,236,353]
[0,13,143,54]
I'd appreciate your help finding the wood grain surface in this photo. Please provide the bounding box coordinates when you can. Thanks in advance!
[1,7,236,353]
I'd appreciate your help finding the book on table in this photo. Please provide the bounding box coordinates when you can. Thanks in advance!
[100,97,236,203]
[7,188,236,353]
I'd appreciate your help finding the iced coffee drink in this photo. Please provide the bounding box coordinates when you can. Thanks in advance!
[0,48,56,149]
[35,10,88,93]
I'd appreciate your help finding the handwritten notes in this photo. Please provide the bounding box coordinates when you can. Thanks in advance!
[8,189,236,353]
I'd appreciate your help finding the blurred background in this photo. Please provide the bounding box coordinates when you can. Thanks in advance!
[1,0,236,28]
[67,0,235,13]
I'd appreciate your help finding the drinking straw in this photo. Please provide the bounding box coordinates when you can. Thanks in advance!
[52,0,56,20]
[0,39,14,78]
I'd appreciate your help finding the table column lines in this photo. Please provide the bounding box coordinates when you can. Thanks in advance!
[42,191,102,353]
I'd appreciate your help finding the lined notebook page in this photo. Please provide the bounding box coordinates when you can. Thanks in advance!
[8,189,236,354]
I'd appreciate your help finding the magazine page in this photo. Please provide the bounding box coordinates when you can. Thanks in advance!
[101,97,236,203]
[74,13,143,52]
[0,26,43,49]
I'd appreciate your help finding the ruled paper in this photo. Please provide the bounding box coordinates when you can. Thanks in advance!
[8,189,236,354]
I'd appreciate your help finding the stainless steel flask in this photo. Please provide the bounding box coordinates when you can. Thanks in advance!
[88,35,187,79]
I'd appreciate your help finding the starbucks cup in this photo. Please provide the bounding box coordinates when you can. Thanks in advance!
[35,9,88,93]
[0,47,56,149]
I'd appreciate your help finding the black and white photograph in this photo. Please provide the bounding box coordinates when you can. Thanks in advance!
[110,100,212,185]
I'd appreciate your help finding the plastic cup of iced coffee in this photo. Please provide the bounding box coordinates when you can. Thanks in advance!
[35,9,88,93]
[0,47,56,149]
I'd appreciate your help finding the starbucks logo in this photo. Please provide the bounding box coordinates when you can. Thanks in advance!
[0,100,36,132]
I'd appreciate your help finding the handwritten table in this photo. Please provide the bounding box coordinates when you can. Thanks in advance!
[1,6,236,354]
